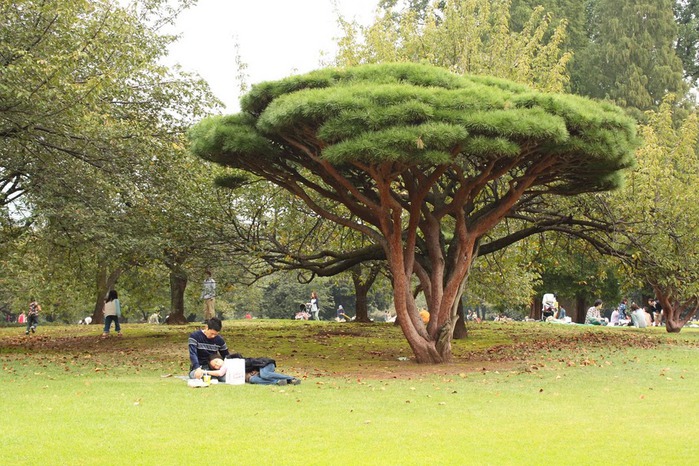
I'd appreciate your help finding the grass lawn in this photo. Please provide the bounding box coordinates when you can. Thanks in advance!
[1,320,698,465]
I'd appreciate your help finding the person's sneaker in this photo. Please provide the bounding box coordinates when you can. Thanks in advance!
[30,326,35,333]
[25,331,29,335]
[276,380,287,386]
[289,378,301,385]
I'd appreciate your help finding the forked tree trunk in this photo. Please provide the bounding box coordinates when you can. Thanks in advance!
[391,264,447,363]
[653,288,699,334]
[351,263,381,323]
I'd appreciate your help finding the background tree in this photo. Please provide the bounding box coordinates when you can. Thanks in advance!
[570,0,687,111]
[335,0,572,93]
[190,63,638,363]
[675,0,699,86]
[608,96,699,331]
[0,0,221,322]
[533,237,622,321]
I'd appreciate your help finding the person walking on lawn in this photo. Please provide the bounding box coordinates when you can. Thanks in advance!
[25,298,41,335]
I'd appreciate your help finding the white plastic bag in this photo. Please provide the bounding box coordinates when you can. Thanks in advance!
[223,358,245,385]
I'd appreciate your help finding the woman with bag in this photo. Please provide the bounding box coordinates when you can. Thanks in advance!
[102,289,122,337]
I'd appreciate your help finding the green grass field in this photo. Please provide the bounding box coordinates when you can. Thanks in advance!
[2,321,698,465]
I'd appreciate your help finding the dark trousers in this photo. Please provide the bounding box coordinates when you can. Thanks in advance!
[26,315,38,333]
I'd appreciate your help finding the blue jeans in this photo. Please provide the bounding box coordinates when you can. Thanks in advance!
[103,315,121,333]
[248,363,293,385]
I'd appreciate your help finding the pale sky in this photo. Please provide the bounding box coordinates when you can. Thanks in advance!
[167,0,379,112]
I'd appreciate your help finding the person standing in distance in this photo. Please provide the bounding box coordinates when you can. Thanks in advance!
[201,271,216,321]
[310,291,320,320]
[102,290,122,337]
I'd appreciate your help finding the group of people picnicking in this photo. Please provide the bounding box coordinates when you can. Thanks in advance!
[585,297,663,327]
[540,293,665,327]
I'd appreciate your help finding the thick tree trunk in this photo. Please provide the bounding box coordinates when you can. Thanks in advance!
[665,318,683,333]
[354,289,370,322]
[652,287,699,334]
[452,299,468,339]
[574,294,586,324]
[529,298,538,320]
[391,260,448,363]
[167,267,189,324]
[91,265,121,324]
[351,263,381,323]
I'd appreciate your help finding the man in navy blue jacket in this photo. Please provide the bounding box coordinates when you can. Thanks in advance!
[188,317,229,379]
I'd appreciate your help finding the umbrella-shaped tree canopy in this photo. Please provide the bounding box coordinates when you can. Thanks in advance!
[190,63,637,363]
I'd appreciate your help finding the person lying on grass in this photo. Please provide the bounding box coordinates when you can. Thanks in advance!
[190,357,227,382]
[190,356,301,386]
[242,356,302,385]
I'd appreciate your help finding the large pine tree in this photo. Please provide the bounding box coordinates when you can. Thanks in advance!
[573,0,686,110]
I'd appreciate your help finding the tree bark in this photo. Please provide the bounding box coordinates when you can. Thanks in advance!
[529,298,539,320]
[167,266,189,324]
[452,299,468,339]
[354,288,370,322]
[351,263,381,323]
[653,287,699,334]
[574,294,586,324]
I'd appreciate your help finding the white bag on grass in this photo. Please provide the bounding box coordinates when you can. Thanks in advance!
[224,358,245,385]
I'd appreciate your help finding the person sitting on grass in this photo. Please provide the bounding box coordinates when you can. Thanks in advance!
[630,303,651,328]
[585,299,608,326]
[188,317,229,378]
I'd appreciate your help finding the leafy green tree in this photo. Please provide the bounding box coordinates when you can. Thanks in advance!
[573,0,686,111]
[330,0,574,332]
[1,0,223,322]
[674,0,699,85]
[609,96,699,331]
[190,63,637,363]
[335,0,572,93]
[0,0,211,213]
[509,0,587,50]
[533,237,622,321]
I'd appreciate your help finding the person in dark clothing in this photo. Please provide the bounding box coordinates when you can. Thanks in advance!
[223,354,301,386]
[188,317,229,379]
[647,298,663,327]
[25,298,41,335]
